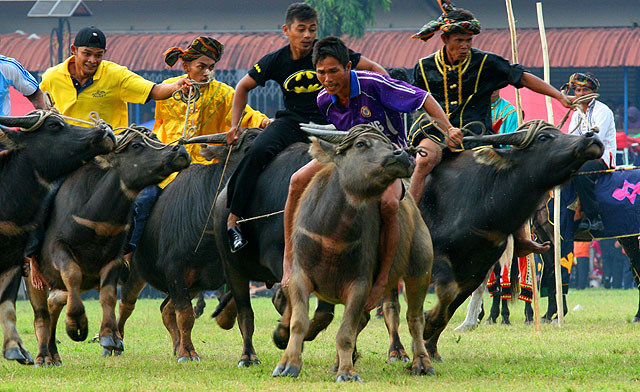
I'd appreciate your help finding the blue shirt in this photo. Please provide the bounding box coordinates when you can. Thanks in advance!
[491,97,518,134]
[317,70,428,147]
[0,55,38,116]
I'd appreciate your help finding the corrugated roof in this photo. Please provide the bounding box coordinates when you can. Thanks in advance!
[1,27,638,73]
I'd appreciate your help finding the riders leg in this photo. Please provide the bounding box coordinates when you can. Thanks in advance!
[408,138,441,204]
[282,159,326,286]
[365,179,402,311]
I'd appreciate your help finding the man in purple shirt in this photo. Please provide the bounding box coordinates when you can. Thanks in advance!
[281,36,457,310]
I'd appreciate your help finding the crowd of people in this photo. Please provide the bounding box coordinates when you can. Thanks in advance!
[0,0,623,299]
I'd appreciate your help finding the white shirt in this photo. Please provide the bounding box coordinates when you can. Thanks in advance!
[0,55,38,116]
[569,99,617,168]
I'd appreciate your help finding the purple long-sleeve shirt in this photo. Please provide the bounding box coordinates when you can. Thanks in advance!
[317,70,428,147]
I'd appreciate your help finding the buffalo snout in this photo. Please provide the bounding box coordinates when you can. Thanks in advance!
[381,149,413,177]
[168,145,191,171]
[576,133,604,160]
[92,126,116,154]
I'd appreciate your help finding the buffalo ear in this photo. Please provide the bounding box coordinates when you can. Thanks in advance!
[308,137,337,164]
[199,143,228,161]
[0,128,19,151]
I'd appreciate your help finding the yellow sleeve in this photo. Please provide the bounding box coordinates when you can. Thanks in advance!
[118,67,155,104]
[240,104,268,129]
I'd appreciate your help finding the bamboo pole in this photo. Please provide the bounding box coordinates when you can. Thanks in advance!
[505,0,523,125]
[506,0,541,331]
[537,2,564,327]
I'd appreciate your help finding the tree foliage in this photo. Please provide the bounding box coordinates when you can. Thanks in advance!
[306,0,392,39]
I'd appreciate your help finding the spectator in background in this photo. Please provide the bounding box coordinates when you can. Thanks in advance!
[572,241,591,290]
[566,73,617,233]
[491,89,518,134]
[600,238,626,289]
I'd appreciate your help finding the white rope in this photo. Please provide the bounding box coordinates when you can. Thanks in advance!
[172,71,214,140]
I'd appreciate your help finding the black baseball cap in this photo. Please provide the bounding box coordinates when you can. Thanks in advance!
[74,26,106,49]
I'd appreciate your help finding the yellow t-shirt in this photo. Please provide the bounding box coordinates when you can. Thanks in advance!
[154,74,267,187]
[40,57,155,130]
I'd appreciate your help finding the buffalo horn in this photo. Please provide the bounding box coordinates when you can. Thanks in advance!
[462,130,528,146]
[300,123,346,144]
[182,132,229,145]
[0,115,41,130]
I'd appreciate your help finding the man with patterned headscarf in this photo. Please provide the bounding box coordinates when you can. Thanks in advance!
[121,37,271,267]
[408,0,573,257]
[566,72,616,232]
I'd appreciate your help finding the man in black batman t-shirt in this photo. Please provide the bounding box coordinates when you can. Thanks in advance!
[225,2,386,252]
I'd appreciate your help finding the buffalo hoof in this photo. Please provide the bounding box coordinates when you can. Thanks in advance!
[336,372,362,382]
[484,318,496,325]
[501,318,511,326]
[428,352,443,363]
[272,324,289,350]
[633,316,640,323]
[388,349,410,363]
[5,347,34,365]
[66,314,89,342]
[272,364,300,377]
[177,355,200,363]
[409,356,435,376]
[237,358,261,367]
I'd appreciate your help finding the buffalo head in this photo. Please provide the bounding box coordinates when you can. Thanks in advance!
[308,124,413,199]
[0,112,116,182]
[462,121,604,188]
[193,128,261,163]
[110,129,191,191]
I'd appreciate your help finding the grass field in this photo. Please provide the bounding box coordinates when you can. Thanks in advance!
[2,288,640,391]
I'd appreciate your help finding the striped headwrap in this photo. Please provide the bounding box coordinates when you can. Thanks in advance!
[411,0,481,42]
[164,36,224,67]
[568,72,600,92]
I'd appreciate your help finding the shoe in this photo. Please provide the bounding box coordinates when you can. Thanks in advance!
[228,225,248,253]
[578,215,604,232]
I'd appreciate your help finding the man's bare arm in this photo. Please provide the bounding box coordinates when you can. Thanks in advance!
[355,56,388,76]
[227,74,259,144]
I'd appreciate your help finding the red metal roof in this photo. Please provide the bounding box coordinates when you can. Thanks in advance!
[1,27,638,73]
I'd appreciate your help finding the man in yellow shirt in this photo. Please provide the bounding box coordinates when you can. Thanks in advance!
[154,36,270,187]
[40,26,189,130]
[28,26,191,289]
[123,36,270,262]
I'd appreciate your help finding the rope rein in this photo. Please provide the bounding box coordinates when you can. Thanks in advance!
[192,109,246,253]
[172,72,214,140]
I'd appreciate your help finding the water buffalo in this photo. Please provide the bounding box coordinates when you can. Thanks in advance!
[213,132,421,367]
[26,128,190,366]
[0,111,115,365]
[272,127,434,381]
[115,128,259,363]
[417,120,604,361]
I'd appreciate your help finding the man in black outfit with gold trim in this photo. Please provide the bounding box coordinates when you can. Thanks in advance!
[408,0,574,257]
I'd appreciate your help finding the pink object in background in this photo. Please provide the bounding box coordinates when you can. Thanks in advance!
[8,86,35,116]
[500,85,572,133]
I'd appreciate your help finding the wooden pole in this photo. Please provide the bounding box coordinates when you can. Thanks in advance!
[506,0,541,331]
[537,2,564,327]
[505,0,523,125]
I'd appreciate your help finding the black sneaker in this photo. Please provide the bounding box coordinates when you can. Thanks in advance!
[228,225,248,253]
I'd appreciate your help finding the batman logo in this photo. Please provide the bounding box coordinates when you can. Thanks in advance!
[283,70,323,93]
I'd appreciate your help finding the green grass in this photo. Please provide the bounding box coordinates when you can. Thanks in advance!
[2,289,640,391]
